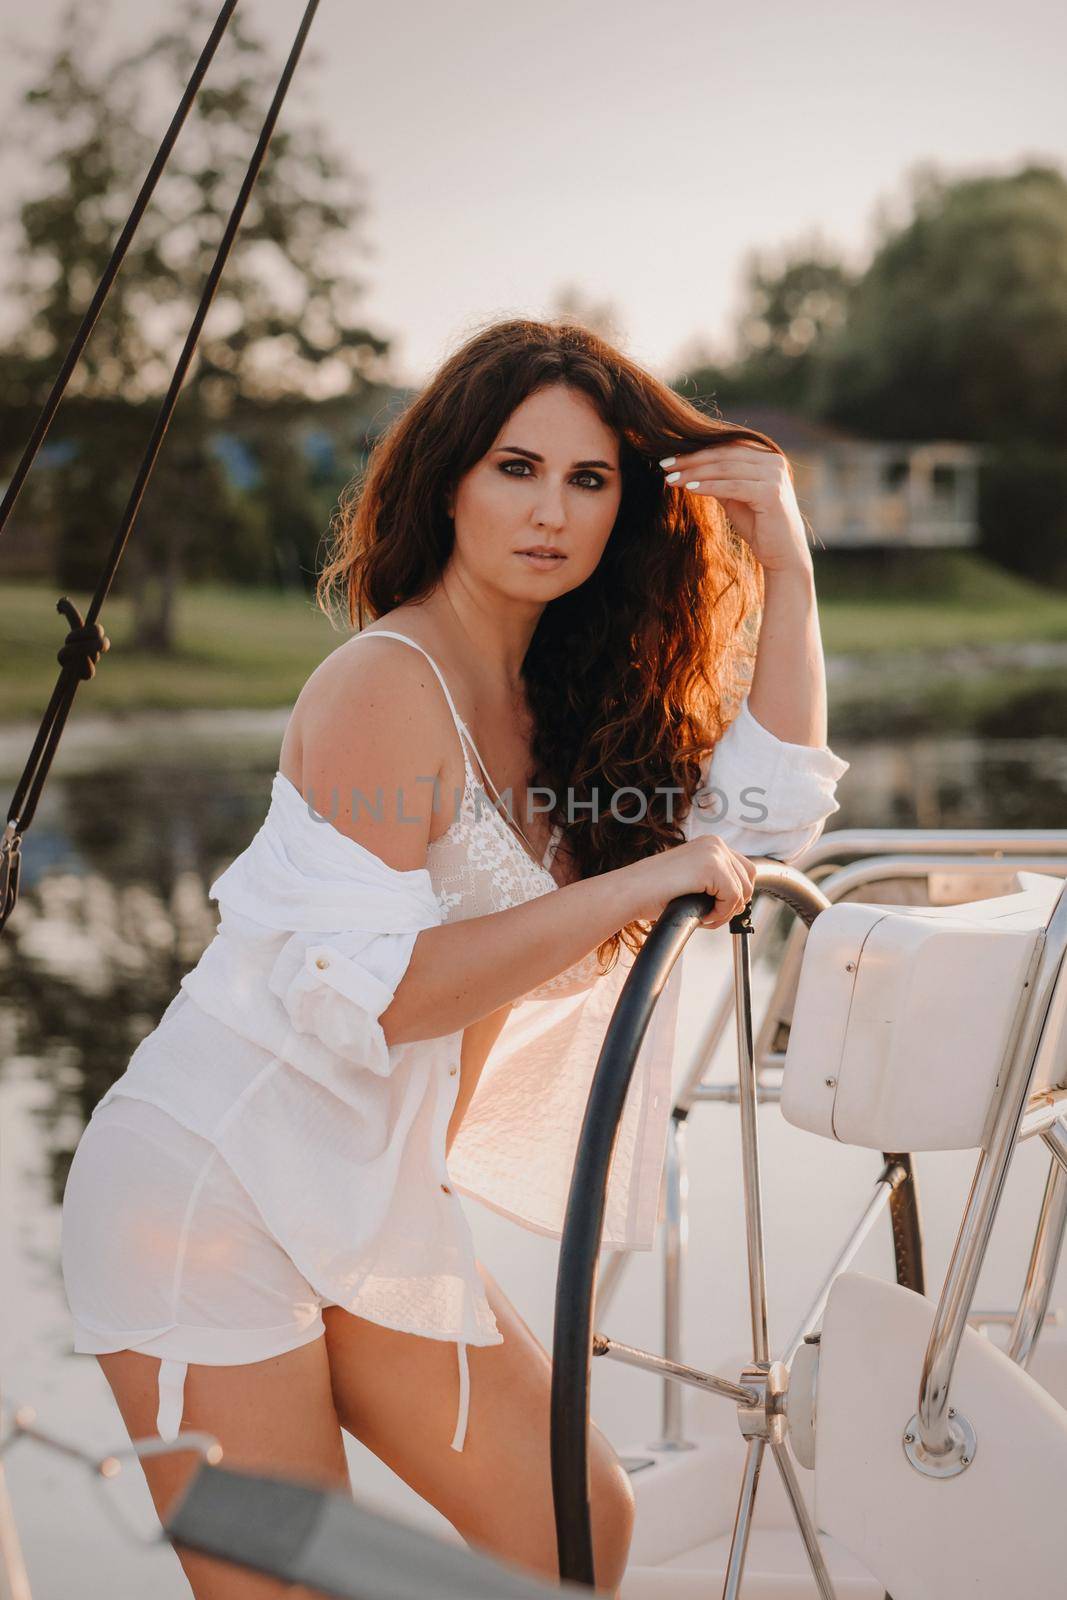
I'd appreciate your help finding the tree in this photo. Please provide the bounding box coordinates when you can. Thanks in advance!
[814,161,1067,446]
[1,0,392,647]
[661,235,856,418]
[673,161,1067,443]
[666,162,1067,583]
[813,161,1067,583]
[727,236,856,409]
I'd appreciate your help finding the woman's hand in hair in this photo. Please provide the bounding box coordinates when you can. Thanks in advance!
[659,442,813,575]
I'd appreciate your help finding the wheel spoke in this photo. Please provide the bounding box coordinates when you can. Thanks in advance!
[732,913,770,1362]
[721,1436,765,1599]
[777,1162,906,1368]
[770,1436,839,1599]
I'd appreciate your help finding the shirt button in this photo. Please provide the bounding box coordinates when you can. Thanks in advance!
[440,1183,452,1195]
[449,1065,458,1076]
[315,956,329,970]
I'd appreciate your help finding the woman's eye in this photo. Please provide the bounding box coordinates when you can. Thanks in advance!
[499,461,604,490]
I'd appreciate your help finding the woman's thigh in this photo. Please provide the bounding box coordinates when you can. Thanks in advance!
[322,1261,635,1596]
[99,1339,349,1600]
[72,1100,351,1597]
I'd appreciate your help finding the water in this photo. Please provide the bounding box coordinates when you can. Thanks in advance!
[1,687,1065,1596]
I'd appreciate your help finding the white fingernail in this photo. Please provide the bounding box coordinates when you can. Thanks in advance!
[664,471,680,483]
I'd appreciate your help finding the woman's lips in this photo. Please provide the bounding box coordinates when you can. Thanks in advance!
[515,551,567,568]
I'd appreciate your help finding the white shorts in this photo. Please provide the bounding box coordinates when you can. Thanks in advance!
[60,1095,331,1441]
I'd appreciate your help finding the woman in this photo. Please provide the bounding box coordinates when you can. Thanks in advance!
[60,317,847,1599]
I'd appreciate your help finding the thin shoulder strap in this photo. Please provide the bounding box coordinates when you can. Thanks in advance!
[441,712,545,860]
[351,628,546,866]
[349,629,470,754]
[352,629,499,794]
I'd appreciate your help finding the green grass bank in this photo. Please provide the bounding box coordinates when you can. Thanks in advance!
[1,552,1065,722]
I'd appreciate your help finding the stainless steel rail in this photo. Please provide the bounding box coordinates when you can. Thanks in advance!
[611,829,1067,1453]
[909,879,1067,1470]
[557,835,1067,1596]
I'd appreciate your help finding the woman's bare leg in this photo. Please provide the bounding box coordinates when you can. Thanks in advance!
[97,1339,349,1600]
[323,1261,635,1598]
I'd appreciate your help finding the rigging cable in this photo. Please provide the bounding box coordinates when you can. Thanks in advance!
[0,0,240,542]
[0,0,322,933]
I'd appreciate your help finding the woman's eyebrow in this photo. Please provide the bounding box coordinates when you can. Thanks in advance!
[494,445,618,471]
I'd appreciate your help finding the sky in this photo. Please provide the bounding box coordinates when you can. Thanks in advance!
[1,0,1064,390]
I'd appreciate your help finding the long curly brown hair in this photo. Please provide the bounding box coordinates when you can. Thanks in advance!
[317,316,792,973]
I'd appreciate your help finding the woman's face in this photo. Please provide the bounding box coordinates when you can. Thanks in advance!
[445,383,623,600]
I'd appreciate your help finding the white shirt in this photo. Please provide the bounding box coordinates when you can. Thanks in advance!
[96,693,848,1452]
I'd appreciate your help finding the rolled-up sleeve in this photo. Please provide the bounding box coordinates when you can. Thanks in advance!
[681,698,849,863]
[267,924,422,1076]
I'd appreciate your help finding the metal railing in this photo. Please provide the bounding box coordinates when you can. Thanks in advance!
[553,830,1067,1596]
[906,878,1067,1473]
[595,828,1067,1452]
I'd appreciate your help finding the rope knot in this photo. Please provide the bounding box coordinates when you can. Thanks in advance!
[55,598,111,681]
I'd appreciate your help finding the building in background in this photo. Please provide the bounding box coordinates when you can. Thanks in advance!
[725,406,981,549]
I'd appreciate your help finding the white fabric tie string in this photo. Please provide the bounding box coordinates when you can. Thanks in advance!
[449,1339,470,1452]
[157,1357,188,1441]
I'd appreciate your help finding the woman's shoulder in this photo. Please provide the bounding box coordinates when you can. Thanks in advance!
[302,616,433,697]
[279,623,461,869]
[284,622,449,764]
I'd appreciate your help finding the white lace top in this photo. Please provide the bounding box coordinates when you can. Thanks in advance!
[385,631,608,1000]
[89,627,849,1455]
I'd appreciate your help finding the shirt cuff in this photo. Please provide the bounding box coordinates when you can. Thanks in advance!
[268,926,420,1076]
[684,697,849,844]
